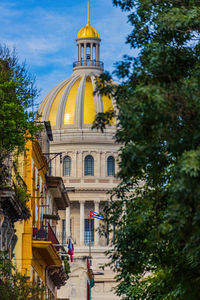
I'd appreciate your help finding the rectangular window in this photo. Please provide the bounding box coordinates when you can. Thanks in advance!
[62,219,66,245]
[84,219,94,245]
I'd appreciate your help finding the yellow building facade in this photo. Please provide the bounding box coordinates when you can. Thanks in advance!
[14,139,67,299]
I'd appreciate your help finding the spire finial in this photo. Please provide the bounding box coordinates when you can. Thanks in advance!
[87,0,90,24]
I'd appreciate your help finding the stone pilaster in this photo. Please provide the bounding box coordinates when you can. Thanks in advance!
[90,43,93,64]
[66,206,71,240]
[79,200,85,246]
[94,200,100,246]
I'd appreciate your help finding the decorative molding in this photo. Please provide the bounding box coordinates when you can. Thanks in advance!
[69,179,81,183]
[79,200,86,204]
[99,179,110,183]
[84,179,96,183]
[71,188,113,192]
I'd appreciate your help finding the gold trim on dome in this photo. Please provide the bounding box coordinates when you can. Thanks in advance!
[48,81,69,126]
[64,77,81,125]
[102,94,115,125]
[39,88,52,118]
[84,76,95,124]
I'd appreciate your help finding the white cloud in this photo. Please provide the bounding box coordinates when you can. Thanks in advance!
[0,0,137,105]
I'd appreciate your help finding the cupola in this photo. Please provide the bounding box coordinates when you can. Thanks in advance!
[73,1,103,72]
[77,24,99,39]
[38,1,115,130]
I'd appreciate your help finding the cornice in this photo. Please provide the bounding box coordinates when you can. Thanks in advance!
[69,188,112,192]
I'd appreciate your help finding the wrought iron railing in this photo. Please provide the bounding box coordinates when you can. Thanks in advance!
[33,223,60,251]
[73,59,104,69]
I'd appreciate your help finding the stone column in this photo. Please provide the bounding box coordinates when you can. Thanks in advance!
[98,44,100,62]
[66,206,71,240]
[79,200,85,246]
[99,151,102,177]
[79,44,82,65]
[77,44,79,62]
[90,43,93,65]
[84,43,87,65]
[81,152,84,177]
[95,44,98,62]
[75,151,78,177]
[97,152,101,178]
[102,152,106,177]
[94,200,100,246]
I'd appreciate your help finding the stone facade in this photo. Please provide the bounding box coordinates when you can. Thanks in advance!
[39,14,121,300]
[51,130,120,300]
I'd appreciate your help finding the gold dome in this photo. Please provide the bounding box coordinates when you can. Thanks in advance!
[39,74,114,128]
[77,1,99,39]
[77,23,99,39]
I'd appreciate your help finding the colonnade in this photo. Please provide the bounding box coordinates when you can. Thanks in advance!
[65,200,100,247]
[77,43,100,63]
[75,36,102,68]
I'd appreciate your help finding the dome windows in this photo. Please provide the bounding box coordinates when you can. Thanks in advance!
[84,155,94,176]
[62,153,116,178]
[107,156,115,177]
[63,156,71,176]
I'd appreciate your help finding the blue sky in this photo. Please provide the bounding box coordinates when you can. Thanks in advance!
[0,0,136,106]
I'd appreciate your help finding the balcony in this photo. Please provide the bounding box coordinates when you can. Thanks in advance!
[46,176,69,210]
[73,59,104,70]
[32,223,62,266]
[0,188,29,222]
[33,223,69,290]
[46,265,68,289]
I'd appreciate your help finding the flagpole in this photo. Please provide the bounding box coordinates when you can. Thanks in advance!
[89,214,91,260]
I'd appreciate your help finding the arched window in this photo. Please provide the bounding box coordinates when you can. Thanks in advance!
[84,155,94,176]
[107,156,115,176]
[63,156,71,176]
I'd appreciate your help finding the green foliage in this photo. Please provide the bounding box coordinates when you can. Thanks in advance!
[0,160,10,187]
[64,258,71,274]
[0,45,40,220]
[0,252,44,300]
[94,1,200,299]
[0,159,30,219]
[92,71,116,132]
[14,184,30,218]
[0,45,40,162]
[92,110,115,133]
[15,184,29,205]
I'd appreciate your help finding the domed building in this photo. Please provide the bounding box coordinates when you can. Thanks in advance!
[39,7,120,300]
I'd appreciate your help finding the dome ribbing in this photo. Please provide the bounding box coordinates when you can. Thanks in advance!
[38,74,114,129]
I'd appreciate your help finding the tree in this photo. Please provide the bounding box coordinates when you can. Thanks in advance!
[0,44,41,211]
[93,1,200,299]
[0,45,39,163]
[0,252,43,300]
